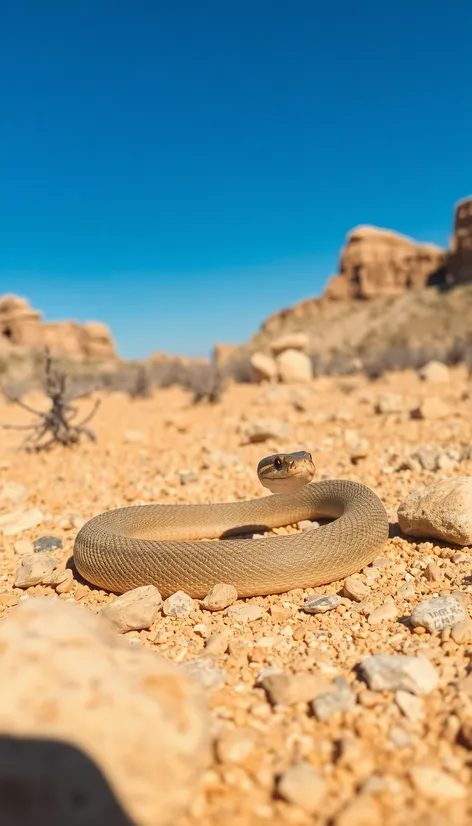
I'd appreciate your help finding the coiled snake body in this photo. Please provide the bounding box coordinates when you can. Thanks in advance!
[73,451,389,598]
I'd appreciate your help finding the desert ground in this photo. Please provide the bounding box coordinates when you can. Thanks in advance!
[0,363,471,826]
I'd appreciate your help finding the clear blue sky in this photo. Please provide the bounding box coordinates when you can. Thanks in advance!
[1,1,470,359]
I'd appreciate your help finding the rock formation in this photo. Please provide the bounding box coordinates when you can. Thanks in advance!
[324,226,446,301]
[0,294,116,359]
[448,196,472,285]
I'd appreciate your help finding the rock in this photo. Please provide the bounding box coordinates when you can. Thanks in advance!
[408,445,441,471]
[324,226,446,300]
[389,727,411,748]
[334,795,382,826]
[0,508,44,535]
[179,470,198,485]
[100,585,163,633]
[418,360,450,382]
[32,535,63,553]
[270,332,309,355]
[202,451,242,469]
[448,196,472,286]
[343,576,370,602]
[349,438,370,462]
[249,352,278,382]
[310,677,357,721]
[123,429,145,443]
[451,619,472,644]
[367,601,397,624]
[375,393,406,414]
[303,594,341,614]
[409,766,466,800]
[162,591,195,618]
[395,690,424,722]
[13,553,57,588]
[261,671,331,705]
[0,481,27,507]
[360,653,439,695]
[277,761,326,813]
[201,584,238,611]
[424,562,443,583]
[412,398,451,420]
[276,349,313,383]
[397,478,472,545]
[410,595,466,634]
[245,418,291,443]
[13,538,34,555]
[42,568,74,594]
[204,632,231,655]
[0,597,209,826]
[215,726,261,764]
[226,604,264,623]
[451,551,470,564]
[181,657,227,690]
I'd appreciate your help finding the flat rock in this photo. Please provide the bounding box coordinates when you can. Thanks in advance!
[201,583,238,611]
[304,594,341,614]
[33,535,63,553]
[100,585,163,633]
[0,597,210,826]
[397,477,472,545]
[181,657,227,690]
[310,677,356,721]
[13,553,57,588]
[409,766,466,800]
[277,761,326,813]
[245,418,291,443]
[360,653,439,695]
[0,508,44,536]
[261,671,331,705]
[343,576,370,602]
[410,595,466,633]
[226,604,264,623]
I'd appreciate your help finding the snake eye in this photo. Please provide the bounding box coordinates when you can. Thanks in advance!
[274,457,283,471]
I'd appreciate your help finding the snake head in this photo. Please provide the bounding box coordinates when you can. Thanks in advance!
[257,450,316,493]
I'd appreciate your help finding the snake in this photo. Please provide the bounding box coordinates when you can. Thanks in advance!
[73,450,390,599]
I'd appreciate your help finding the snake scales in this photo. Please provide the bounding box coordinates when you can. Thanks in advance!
[73,452,389,598]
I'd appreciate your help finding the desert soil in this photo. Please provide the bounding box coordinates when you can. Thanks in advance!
[0,365,471,826]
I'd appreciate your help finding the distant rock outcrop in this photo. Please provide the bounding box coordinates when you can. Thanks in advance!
[448,196,472,285]
[0,295,116,360]
[324,226,446,301]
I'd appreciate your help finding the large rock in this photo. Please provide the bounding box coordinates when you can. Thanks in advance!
[0,597,210,826]
[0,293,116,359]
[398,477,472,546]
[324,226,446,300]
[276,349,313,383]
[249,351,277,381]
[270,332,309,355]
[448,196,472,285]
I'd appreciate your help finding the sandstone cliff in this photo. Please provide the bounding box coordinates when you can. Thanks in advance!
[448,197,472,286]
[0,295,116,360]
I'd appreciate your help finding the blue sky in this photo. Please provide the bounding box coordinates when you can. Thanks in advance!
[1,1,470,359]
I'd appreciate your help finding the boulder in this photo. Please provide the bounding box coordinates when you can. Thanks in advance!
[448,196,472,285]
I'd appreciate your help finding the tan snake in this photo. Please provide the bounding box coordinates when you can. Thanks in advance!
[73,451,389,598]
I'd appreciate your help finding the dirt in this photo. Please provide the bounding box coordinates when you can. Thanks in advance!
[0,365,471,826]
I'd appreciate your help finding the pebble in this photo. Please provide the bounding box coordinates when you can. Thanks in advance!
[418,360,450,382]
[277,761,326,813]
[162,590,195,618]
[181,656,227,690]
[367,601,397,624]
[215,726,261,764]
[398,477,472,546]
[409,766,466,800]
[261,671,331,705]
[375,393,407,414]
[360,653,439,695]
[389,727,411,748]
[412,398,451,420]
[0,481,27,506]
[201,583,238,611]
[424,562,443,583]
[310,677,357,721]
[343,576,370,602]
[450,619,472,644]
[395,689,424,722]
[13,538,34,555]
[202,451,242,469]
[334,796,382,826]
[303,594,341,613]
[410,595,466,633]
[0,597,210,826]
[0,508,44,536]
[226,604,264,623]
[451,551,470,564]
[42,568,74,594]
[397,582,416,599]
[204,632,231,655]
[13,553,57,588]
[179,469,198,485]
[32,535,63,553]
[245,418,291,443]
[100,585,163,633]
